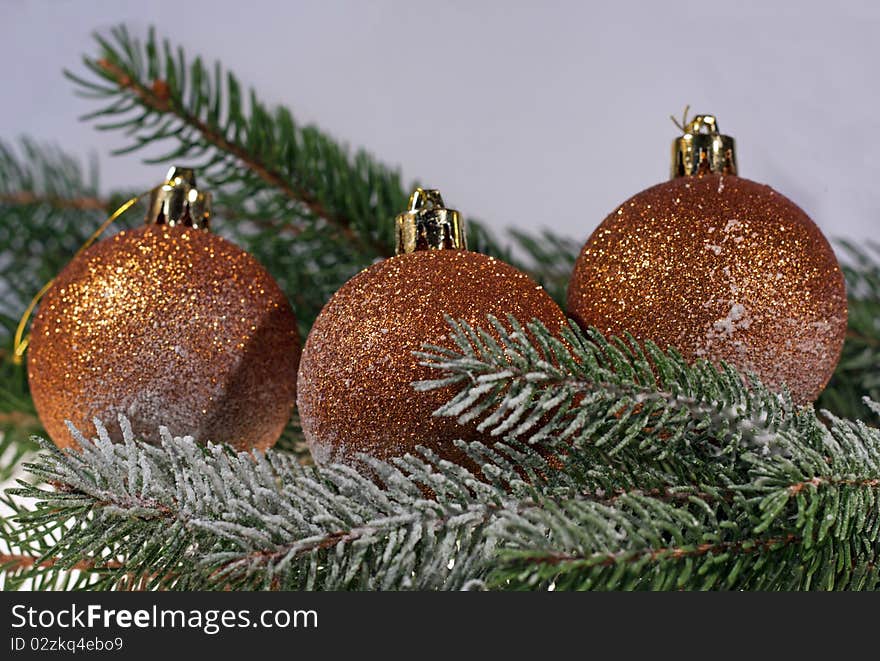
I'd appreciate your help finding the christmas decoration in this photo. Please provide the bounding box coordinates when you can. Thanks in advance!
[4,26,880,594]
[567,114,847,403]
[26,167,300,451]
[297,188,567,465]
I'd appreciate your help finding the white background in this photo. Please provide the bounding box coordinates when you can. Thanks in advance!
[2,0,878,246]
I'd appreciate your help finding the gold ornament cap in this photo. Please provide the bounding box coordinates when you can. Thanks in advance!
[145,166,212,229]
[395,188,466,255]
[671,113,737,179]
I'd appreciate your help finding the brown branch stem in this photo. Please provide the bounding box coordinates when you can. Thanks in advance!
[788,476,880,494]
[845,329,880,348]
[0,192,109,211]
[96,58,392,258]
[518,534,802,569]
[0,411,41,429]
[0,553,121,572]
[607,474,880,506]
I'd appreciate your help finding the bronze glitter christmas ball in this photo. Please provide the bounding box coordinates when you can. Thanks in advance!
[567,172,847,403]
[297,249,567,466]
[28,223,300,451]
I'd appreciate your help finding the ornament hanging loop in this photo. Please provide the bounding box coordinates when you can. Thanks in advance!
[12,165,209,365]
[671,112,737,179]
[395,187,466,255]
[12,194,142,365]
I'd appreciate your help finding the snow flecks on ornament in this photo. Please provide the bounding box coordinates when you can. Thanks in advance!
[723,218,742,233]
[697,301,752,359]
[568,174,848,403]
[297,249,567,466]
[305,429,349,467]
[27,224,301,452]
[703,218,746,258]
[712,303,749,336]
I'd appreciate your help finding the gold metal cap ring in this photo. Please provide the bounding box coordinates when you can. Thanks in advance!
[394,188,466,255]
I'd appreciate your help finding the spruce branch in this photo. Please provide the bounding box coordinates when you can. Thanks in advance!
[5,323,880,590]
[65,25,578,324]
[417,318,880,589]
[495,439,880,592]
[89,57,384,258]
[416,316,798,478]
[0,192,109,211]
[818,241,880,419]
[67,25,402,258]
[493,436,880,591]
[4,419,523,590]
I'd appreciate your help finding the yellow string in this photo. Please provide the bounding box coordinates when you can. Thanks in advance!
[12,192,148,366]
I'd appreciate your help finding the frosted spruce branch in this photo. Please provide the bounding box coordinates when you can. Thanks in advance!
[414,318,880,589]
[491,411,880,590]
[4,417,531,590]
[818,241,880,418]
[4,320,880,590]
[5,405,880,591]
[416,317,800,468]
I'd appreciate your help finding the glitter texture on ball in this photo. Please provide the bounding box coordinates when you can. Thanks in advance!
[567,174,847,403]
[28,224,301,451]
[297,249,567,466]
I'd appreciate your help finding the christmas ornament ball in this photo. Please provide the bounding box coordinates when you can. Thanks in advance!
[297,244,567,467]
[28,222,300,451]
[567,171,847,403]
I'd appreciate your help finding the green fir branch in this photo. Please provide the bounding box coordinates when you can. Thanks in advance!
[818,241,880,419]
[490,411,880,590]
[0,138,131,332]
[64,25,574,328]
[0,21,879,593]
[416,316,799,479]
[67,25,403,282]
[4,420,523,590]
[4,321,880,591]
[426,320,880,590]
